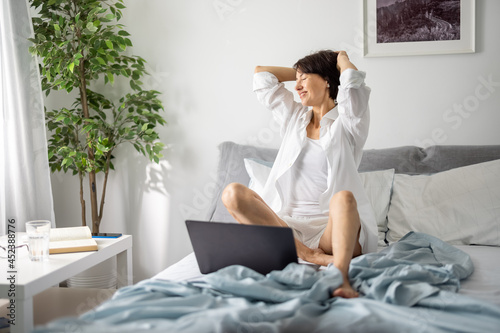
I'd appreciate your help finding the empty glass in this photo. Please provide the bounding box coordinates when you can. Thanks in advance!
[25,220,51,261]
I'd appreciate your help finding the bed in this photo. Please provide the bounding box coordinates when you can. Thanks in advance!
[35,142,500,333]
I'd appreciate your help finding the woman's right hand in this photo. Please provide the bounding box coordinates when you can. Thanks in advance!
[254,66,297,83]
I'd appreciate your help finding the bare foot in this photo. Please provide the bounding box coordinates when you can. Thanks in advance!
[298,246,359,298]
[332,282,359,298]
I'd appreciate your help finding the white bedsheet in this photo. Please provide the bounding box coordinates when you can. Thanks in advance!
[153,254,322,282]
[154,253,201,282]
[454,245,500,307]
[153,245,500,308]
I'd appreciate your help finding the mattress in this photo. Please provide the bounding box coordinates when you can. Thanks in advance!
[153,245,500,308]
[37,233,500,332]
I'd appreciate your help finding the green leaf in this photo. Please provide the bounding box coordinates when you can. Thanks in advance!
[130,81,140,91]
[68,62,75,73]
[86,22,98,33]
[107,72,114,84]
[132,71,140,80]
[116,3,126,9]
[105,40,113,50]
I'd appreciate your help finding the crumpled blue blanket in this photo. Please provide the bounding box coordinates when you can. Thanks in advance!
[35,232,500,333]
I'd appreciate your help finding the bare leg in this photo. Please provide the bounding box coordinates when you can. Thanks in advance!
[318,190,362,298]
[222,182,286,227]
[222,183,330,263]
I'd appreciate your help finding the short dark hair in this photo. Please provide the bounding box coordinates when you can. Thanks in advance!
[293,50,340,100]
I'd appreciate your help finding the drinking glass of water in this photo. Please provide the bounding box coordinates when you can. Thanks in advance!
[25,220,51,261]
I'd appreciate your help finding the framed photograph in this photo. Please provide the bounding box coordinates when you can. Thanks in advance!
[363,0,475,57]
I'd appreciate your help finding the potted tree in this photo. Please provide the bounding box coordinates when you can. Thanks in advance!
[28,0,166,234]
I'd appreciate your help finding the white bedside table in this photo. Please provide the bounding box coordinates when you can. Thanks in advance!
[0,234,132,333]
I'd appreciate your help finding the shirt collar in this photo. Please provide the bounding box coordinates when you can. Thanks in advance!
[322,105,339,122]
[299,108,314,122]
[299,105,338,124]
[319,106,339,128]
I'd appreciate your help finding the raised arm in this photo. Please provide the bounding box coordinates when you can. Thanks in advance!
[254,66,296,83]
[336,51,357,74]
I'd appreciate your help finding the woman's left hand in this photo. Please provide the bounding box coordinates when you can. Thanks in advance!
[336,51,357,73]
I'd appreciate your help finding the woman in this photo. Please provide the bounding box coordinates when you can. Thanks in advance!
[222,50,377,298]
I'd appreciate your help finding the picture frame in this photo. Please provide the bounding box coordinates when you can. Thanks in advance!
[363,0,475,57]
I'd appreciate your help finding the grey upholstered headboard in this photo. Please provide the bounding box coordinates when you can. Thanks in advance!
[206,141,500,223]
[359,145,500,174]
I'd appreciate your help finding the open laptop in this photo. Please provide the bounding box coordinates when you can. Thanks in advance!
[185,220,298,275]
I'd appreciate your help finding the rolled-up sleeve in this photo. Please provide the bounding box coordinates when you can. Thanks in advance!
[253,72,305,135]
[337,69,371,118]
[336,69,371,152]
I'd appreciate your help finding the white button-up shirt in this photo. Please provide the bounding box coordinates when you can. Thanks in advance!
[253,68,378,253]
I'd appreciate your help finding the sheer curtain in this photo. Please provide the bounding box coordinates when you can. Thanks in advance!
[0,0,55,235]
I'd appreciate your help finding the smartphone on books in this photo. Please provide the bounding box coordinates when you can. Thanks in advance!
[91,233,122,238]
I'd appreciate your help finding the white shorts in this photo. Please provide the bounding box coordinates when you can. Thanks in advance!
[280,215,329,249]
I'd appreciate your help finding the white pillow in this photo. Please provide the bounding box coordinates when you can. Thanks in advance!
[244,158,273,195]
[359,169,395,247]
[387,159,500,246]
[244,158,395,247]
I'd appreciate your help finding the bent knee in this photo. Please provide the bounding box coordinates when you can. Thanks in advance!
[330,190,357,209]
[221,182,249,209]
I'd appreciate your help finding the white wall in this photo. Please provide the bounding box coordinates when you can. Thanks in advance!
[49,0,500,282]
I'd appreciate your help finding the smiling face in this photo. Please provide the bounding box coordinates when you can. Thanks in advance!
[293,50,341,107]
[295,70,330,107]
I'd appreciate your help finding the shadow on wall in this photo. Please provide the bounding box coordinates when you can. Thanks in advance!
[113,141,174,282]
[111,98,205,282]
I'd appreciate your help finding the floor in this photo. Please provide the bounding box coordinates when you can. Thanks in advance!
[0,287,115,328]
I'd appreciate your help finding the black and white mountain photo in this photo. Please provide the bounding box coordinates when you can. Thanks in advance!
[377,0,460,43]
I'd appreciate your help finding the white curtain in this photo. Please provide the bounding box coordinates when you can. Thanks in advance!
[0,0,55,235]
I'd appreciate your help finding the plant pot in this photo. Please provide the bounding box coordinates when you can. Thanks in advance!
[66,257,117,289]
